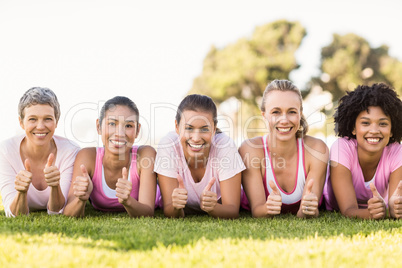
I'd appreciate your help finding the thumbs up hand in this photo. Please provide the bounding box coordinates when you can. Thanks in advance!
[15,159,33,193]
[73,165,93,202]
[116,167,132,204]
[299,179,318,217]
[172,174,188,210]
[389,180,402,219]
[200,177,217,213]
[367,183,386,219]
[266,180,282,216]
[43,153,61,187]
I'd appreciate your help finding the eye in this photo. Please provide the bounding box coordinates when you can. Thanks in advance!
[201,128,210,133]
[272,111,280,114]
[108,122,116,126]
[125,124,134,128]
[45,118,53,121]
[361,121,369,126]
[380,122,389,127]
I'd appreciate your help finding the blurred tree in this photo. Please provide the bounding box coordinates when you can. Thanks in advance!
[311,33,402,102]
[189,20,306,140]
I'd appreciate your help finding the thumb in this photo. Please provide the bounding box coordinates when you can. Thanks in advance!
[46,153,54,168]
[204,177,216,192]
[306,179,314,195]
[392,180,402,197]
[177,174,185,189]
[80,164,89,178]
[269,180,280,196]
[24,159,31,172]
[370,183,380,198]
[122,167,128,180]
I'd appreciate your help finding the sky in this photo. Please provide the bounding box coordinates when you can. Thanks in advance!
[1,0,401,147]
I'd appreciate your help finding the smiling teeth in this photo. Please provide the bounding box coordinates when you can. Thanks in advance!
[189,143,203,149]
[111,140,126,146]
[277,128,291,132]
[367,138,380,143]
[34,133,46,137]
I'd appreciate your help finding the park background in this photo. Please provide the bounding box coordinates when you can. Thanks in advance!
[1,1,402,267]
[1,0,402,148]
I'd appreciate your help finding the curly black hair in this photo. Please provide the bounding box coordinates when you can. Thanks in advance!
[334,83,402,144]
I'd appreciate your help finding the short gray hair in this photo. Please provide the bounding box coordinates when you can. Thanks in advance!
[18,87,61,122]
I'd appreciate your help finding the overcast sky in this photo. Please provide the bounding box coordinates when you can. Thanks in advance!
[1,0,401,147]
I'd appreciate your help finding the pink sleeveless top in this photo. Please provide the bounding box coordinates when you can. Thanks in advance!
[90,146,161,212]
[241,136,306,214]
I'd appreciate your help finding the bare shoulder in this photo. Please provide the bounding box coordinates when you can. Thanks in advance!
[303,135,329,164]
[137,145,156,159]
[74,147,97,176]
[303,135,328,154]
[239,136,264,159]
[76,147,97,159]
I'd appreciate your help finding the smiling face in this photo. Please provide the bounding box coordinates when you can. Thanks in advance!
[97,105,140,155]
[262,90,302,142]
[175,110,216,161]
[353,106,392,155]
[19,104,57,146]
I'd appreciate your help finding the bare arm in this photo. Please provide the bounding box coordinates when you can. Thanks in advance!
[117,145,156,217]
[388,166,402,219]
[63,148,95,217]
[206,173,241,219]
[158,174,186,218]
[330,161,373,219]
[297,137,329,218]
[239,138,278,218]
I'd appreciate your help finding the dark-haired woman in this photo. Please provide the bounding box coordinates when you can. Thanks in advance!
[64,96,159,217]
[154,94,245,218]
[239,80,329,218]
[324,83,402,219]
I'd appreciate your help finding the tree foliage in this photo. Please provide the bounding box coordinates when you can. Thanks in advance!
[312,33,402,102]
[189,20,306,107]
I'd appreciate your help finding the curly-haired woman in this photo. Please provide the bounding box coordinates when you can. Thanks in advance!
[324,83,402,219]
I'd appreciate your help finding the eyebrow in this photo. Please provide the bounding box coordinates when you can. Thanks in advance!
[359,117,390,121]
[107,118,136,123]
[185,123,210,128]
[271,107,298,110]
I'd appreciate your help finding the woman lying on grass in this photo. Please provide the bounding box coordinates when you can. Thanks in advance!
[240,80,329,218]
[324,83,402,219]
[155,94,245,218]
[64,96,160,217]
[0,87,79,217]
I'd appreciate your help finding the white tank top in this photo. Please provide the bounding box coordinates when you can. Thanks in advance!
[263,135,306,205]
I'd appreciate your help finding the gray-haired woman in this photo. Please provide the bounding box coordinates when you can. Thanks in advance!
[0,87,80,217]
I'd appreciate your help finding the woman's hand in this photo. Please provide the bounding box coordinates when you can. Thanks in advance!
[43,153,61,187]
[172,174,187,210]
[368,183,386,219]
[73,165,93,202]
[116,167,132,205]
[200,177,217,213]
[299,179,319,217]
[266,180,282,216]
[389,181,402,219]
[15,159,32,193]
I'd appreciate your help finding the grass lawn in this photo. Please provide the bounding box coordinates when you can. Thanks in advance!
[0,199,401,267]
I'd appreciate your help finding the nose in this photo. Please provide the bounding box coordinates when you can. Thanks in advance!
[190,130,201,142]
[369,123,380,133]
[116,123,126,137]
[36,119,46,129]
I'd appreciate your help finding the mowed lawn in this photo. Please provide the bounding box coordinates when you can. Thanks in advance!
[0,198,401,267]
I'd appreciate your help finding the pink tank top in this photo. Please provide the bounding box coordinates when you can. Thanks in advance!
[90,147,141,212]
[241,136,306,214]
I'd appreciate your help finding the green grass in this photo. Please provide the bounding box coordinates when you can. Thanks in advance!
[0,200,401,267]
